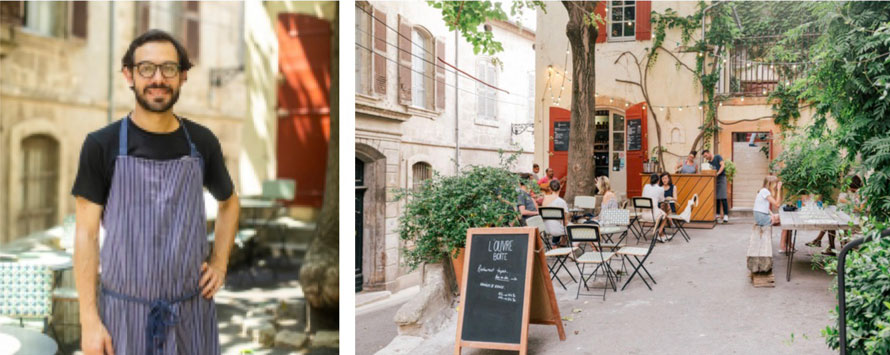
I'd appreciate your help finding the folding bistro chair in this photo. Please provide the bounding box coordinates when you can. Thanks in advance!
[598,209,631,249]
[526,216,577,290]
[632,197,658,242]
[0,263,55,333]
[568,224,617,300]
[668,194,698,242]
[573,195,597,222]
[616,215,665,291]
[539,207,569,246]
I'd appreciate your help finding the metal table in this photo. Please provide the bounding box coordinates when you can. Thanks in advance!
[0,325,58,354]
[779,209,854,281]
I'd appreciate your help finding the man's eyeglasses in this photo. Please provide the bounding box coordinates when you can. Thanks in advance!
[133,61,180,79]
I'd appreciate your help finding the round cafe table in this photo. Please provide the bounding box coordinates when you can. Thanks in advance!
[0,325,58,354]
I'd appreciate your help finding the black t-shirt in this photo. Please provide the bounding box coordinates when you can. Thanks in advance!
[71,117,234,205]
[710,154,725,177]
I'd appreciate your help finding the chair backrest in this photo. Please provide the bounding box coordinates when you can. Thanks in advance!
[566,224,602,244]
[677,193,698,223]
[620,199,629,210]
[632,197,654,210]
[574,195,597,209]
[524,216,551,249]
[600,209,630,226]
[539,207,565,221]
[0,263,53,318]
[261,179,296,201]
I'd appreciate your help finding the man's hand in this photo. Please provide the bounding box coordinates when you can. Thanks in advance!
[81,319,114,355]
[200,261,227,299]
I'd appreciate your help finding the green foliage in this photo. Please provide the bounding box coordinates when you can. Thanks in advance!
[723,160,736,183]
[800,1,890,220]
[395,153,522,269]
[768,83,803,132]
[821,223,890,354]
[774,135,844,204]
[427,1,546,57]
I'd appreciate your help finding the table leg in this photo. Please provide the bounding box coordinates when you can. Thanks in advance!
[786,230,796,282]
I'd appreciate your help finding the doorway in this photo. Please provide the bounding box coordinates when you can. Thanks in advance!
[731,132,772,209]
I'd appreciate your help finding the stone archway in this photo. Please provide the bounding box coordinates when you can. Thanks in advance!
[356,143,387,291]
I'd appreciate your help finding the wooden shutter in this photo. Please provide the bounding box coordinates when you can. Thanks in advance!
[0,1,24,26]
[136,2,150,34]
[184,1,200,61]
[635,1,652,41]
[488,63,497,118]
[70,1,88,39]
[435,37,446,111]
[595,1,607,43]
[397,15,412,105]
[373,8,387,95]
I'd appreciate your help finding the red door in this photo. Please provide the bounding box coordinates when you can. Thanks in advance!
[548,107,571,186]
[625,103,648,198]
[276,14,331,207]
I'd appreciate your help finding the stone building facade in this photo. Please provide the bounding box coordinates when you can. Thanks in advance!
[355,1,536,293]
[0,1,247,243]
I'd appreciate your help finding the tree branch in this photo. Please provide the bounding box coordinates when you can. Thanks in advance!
[654,46,697,73]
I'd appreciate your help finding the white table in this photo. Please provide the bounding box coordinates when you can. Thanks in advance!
[779,209,855,281]
[0,325,58,354]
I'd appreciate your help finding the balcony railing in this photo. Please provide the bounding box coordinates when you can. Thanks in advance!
[716,34,818,97]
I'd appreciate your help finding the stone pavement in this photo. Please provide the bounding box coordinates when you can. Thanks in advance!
[375,217,838,354]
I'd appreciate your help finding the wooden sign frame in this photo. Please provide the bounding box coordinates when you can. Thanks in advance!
[454,227,565,355]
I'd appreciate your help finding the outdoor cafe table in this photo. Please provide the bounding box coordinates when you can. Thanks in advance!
[779,209,854,281]
[0,325,58,354]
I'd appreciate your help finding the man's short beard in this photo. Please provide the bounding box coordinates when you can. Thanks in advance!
[132,86,180,113]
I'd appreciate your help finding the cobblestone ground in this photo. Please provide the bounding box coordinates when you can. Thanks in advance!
[386,217,838,355]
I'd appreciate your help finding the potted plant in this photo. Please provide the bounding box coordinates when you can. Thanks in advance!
[395,154,522,285]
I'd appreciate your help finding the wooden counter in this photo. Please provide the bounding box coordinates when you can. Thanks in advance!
[638,172,716,222]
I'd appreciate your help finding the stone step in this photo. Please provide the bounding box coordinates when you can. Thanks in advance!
[730,208,754,217]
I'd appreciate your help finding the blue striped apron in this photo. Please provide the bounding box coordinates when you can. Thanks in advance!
[99,115,219,354]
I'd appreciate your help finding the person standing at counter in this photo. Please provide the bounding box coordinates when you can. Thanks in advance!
[703,149,729,224]
[676,151,699,174]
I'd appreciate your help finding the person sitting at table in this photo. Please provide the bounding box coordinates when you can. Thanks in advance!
[641,173,669,241]
[597,176,619,212]
[517,179,539,224]
[660,172,677,213]
[805,175,863,255]
[675,151,699,174]
[542,180,570,246]
[753,176,782,228]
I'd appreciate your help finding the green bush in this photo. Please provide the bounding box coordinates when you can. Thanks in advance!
[822,222,890,354]
[773,135,844,204]
[724,160,736,183]
[395,155,522,269]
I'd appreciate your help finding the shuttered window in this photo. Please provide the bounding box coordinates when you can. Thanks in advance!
[608,1,636,40]
[355,4,373,95]
[411,28,434,110]
[183,1,200,61]
[477,59,498,121]
[412,162,432,190]
[17,135,59,238]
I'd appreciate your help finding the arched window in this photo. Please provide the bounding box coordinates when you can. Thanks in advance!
[411,27,434,109]
[412,162,433,189]
[18,135,60,237]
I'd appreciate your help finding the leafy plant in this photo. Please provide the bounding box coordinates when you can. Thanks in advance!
[821,222,890,354]
[773,135,845,204]
[724,160,736,183]
[395,153,522,269]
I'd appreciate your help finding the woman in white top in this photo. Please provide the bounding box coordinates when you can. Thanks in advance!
[753,176,790,252]
[542,180,570,246]
[641,173,668,241]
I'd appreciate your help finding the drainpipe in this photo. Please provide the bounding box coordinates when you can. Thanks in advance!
[454,30,460,172]
[106,1,115,124]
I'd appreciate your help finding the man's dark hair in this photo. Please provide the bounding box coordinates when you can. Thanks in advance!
[702,149,711,155]
[549,180,561,192]
[533,163,539,168]
[650,173,659,185]
[121,29,194,72]
[850,175,863,190]
[689,151,697,157]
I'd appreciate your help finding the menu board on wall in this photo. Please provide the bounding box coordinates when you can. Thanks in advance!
[627,119,642,151]
[553,121,570,152]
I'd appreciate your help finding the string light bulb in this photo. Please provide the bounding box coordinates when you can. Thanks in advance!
[678,107,683,111]
[659,107,663,111]
[609,98,614,103]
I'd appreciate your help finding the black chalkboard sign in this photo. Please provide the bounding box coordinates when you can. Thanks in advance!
[455,228,565,354]
[553,121,570,152]
[627,119,642,151]
[460,233,529,344]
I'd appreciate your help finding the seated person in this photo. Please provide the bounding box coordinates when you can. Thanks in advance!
[542,180,570,246]
[641,173,668,241]
[806,175,864,255]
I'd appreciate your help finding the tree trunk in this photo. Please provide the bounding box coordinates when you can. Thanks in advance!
[562,1,599,203]
[299,3,339,330]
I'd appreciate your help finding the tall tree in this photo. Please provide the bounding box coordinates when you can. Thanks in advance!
[428,1,601,201]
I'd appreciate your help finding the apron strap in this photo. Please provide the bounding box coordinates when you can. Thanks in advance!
[118,113,203,162]
[102,287,201,355]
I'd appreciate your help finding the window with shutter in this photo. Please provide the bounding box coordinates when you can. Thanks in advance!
[477,59,499,121]
[608,1,636,41]
[17,135,59,238]
[410,27,433,110]
[412,162,433,190]
[183,1,200,62]
[23,1,66,38]
[355,4,373,96]
[0,2,24,27]
[70,1,88,39]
